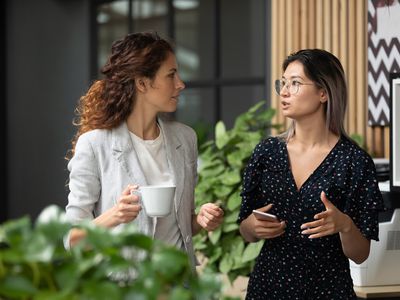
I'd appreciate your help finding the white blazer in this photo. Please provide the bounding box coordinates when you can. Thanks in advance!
[66,118,198,270]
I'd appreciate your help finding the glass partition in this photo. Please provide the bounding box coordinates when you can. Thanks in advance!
[390,74,400,192]
[97,1,129,72]
[93,0,268,136]
[131,0,168,37]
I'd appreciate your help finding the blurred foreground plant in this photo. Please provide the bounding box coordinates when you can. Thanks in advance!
[0,206,236,300]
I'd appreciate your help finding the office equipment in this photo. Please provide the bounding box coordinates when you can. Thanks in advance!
[350,182,400,286]
[390,74,400,192]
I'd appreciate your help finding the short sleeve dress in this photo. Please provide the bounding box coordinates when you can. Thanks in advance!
[237,136,384,300]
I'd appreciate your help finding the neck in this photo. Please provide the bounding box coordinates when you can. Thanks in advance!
[290,117,337,148]
[126,103,159,140]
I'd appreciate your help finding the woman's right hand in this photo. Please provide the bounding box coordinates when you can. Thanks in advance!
[240,204,286,242]
[69,185,141,247]
[94,184,142,228]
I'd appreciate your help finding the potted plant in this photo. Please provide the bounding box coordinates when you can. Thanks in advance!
[0,206,237,300]
[194,101,280,284]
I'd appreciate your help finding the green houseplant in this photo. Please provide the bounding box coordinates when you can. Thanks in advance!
[0,206,236,300]
[194,101,280,283]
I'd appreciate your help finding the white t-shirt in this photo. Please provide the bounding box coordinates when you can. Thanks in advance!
[129,129,184,250]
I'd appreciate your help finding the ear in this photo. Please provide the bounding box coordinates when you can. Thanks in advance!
[320,89,328,104]
[135,77,147,93]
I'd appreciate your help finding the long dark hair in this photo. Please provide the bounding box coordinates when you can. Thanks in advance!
[282,49,348,140]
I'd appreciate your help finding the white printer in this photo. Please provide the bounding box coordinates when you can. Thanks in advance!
[350,180,400,286]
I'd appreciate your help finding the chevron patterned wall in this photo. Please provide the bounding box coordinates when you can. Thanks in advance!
[368,0,400,126]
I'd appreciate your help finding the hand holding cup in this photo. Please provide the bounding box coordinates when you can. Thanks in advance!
[113,184,142,224]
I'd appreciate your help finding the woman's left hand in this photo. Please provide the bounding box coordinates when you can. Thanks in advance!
[300,191,352,239]
[197,203,224,231]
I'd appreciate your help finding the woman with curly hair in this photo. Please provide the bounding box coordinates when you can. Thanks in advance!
[65,32,223,270]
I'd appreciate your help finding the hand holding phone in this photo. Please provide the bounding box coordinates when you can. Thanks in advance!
[252,209,278,222]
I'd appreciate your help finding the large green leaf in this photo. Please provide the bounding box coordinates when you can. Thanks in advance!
[193,234,207,250]
[54,263,80,292]
[209,227,222,245]
[76,253,106,276]
[122,233,154,251]
[0,275,37,298]
[215,121,229,149]
[259,107,276,122]
[219,254,234,274]
[227,193,242,211]
[222,223,239,233]
[81,281,122,300]
[226,151,245,168]
[247,101,266,114]
[233,114,251,131]
[200,164,225,178]
[34,290,77,300]
[25,233,55,262]
[192,272,225,300]
[214,185,233,198]
[242,241,264,263]
[208,247,222,265]
[235,141,258,158]
[151,248,189,278]
[243,132,263,144]
[198,153,220,171]
[231,239,245,270]
[220,170,241,186]
[168,287,192,300]
[0,217,31,248]
[224,211,239,224]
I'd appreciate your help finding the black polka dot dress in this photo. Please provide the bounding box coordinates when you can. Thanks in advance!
[237,136,384,300]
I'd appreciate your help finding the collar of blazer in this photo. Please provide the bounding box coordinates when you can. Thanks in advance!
[111,118,186,211]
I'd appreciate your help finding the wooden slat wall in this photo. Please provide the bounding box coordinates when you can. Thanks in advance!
[270,0,388,158]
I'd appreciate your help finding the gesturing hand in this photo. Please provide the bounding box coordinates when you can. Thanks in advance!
[197,203,224,231]
[251,204,286,240]
[300,191,352,239]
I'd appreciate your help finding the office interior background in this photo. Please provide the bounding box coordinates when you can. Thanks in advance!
[3,0,268,222]
[3,0,398,222]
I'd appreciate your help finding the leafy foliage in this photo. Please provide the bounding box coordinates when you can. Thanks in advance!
[349,133,365,149]
[0,206,235,300]
[194,101,280,283]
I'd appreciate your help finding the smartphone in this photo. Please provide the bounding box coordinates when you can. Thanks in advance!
[252,210,278,222]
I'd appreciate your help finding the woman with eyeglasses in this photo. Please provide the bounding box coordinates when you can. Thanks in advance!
[238,49,383,299]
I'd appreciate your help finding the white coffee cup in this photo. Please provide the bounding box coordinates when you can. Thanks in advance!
[132,185,176,217]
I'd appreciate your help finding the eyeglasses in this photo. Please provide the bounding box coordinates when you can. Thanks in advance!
[274,79,315,95]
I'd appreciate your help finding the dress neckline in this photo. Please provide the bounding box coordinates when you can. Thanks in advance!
[282,136,342,193]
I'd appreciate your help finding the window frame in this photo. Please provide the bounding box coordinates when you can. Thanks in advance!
[90,0,270,125]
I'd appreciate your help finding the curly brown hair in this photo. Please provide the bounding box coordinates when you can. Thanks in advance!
[67,32,174,159]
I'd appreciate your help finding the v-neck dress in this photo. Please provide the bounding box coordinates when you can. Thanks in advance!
[238,136,384,300]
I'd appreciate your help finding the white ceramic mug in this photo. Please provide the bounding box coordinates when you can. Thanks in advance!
[132,185,176,217]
